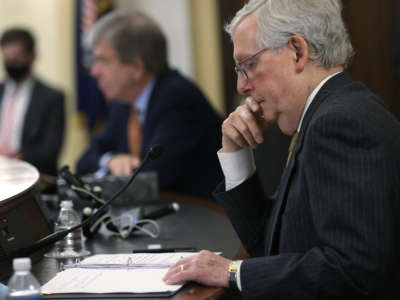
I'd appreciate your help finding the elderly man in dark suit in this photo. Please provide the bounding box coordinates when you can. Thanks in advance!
[76,11,222,198]
[164,0,400,298]
[0,28,65,176]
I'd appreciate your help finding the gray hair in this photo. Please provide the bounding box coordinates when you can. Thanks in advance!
[86,10,169,74]
[225,0,354,69]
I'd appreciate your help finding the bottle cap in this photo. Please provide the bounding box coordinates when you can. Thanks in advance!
[60,200,73,209]
[13,257,31,271]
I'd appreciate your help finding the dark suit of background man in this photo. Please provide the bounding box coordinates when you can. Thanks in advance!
[0,28,65,176]
[164,0,400,299]
[76,11,222,198]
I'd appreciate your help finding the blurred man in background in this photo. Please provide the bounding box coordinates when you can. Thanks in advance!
[76,11,222,198]
[0,28,65,176]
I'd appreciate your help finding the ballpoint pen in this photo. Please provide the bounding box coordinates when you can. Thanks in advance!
[132,247,197,253]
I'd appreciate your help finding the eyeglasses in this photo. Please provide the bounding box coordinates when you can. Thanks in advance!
[234,47,269,81]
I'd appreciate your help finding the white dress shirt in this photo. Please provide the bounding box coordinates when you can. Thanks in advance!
[0,77,34,152]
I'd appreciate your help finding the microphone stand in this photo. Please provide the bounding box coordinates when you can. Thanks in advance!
[13,145,164,259]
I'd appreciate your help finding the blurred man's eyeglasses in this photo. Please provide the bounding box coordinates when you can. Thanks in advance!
[234,47,269,81]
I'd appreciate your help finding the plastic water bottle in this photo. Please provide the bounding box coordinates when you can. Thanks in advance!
[0,283,8,300]
[54,200,82,253]
[6,258,41,300]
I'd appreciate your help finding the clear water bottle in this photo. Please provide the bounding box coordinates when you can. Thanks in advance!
[6,258,41,300]
[54,200,82,253]
[0,282,8,300]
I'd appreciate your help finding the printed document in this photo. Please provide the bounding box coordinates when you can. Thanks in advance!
[41,252,196,295]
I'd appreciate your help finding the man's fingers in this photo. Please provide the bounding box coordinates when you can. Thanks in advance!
[109,155,135,175]
[130,156,141,169]
[164,250,231,288]
[163,257,192,284]
[230,111,258,148]
[237,107,264,145]
[222,118,251,149]
[222,105,263,149]
[245,96,262,115]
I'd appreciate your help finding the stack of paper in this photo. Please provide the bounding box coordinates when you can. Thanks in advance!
[41,252,197,296]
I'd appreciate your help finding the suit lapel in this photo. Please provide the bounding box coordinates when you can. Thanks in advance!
[140,71,171,157]
[0,84,5,107]
[266,72,352,255]
[266,143,298,255]
[21,80,39,143]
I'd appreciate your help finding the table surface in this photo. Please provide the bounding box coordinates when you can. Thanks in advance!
[0,156,39,202]
[0,157,241,299]
[33,196,241,300]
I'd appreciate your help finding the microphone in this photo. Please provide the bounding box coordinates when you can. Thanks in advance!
[142,202,180,220]
[12,144,164,258]
[58,165,92,200]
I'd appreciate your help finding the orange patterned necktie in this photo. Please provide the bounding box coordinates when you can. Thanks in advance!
[286,131,298,167]
[127,107,142,157]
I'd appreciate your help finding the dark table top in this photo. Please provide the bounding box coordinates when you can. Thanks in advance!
[32,195,241,300]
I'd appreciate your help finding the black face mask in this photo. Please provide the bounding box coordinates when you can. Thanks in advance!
[5,64,31,82]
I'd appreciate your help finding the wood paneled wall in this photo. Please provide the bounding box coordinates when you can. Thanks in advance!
[218,0,245,114]
[343,0,399,118]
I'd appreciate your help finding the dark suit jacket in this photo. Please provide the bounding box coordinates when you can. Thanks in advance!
[0,78,65,175]
[215,73,400,299]
[77,70,223,198]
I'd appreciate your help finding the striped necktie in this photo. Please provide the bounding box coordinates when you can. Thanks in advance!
[286,131,298,167]
[127,107,142,158]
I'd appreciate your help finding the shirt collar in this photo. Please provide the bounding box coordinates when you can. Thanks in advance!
[6,76,34,89]
[5,76,34,95]
[297,72,341,132]
[133,79,155,124]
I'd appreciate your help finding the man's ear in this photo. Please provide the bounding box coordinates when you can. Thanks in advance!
[130,57,146,80]
[288,35,309,73]
[27,52,36,66]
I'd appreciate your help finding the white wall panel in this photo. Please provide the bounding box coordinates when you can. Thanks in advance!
[116,0,194,78]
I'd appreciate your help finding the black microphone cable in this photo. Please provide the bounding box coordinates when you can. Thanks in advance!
[14,144,164,258]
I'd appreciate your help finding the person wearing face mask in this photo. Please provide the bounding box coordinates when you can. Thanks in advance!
[0,28,65,176]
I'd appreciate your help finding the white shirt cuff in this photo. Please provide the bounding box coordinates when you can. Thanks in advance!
[94,152,112,178]
[99,152,112,169]
[237,261,243,291]
[217,148,256,191]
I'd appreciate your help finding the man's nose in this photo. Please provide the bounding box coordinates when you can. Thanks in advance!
[236,74,251,95]
[90,63,99,78]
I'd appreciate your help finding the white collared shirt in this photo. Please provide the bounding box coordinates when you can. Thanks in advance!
[0,77,34,152]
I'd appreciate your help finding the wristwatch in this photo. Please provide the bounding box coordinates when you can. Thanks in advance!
[228,260,242,292]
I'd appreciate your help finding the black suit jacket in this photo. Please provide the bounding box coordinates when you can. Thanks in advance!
[77,70,223,198]
[215,73,400,299]
[0,78,65,175]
